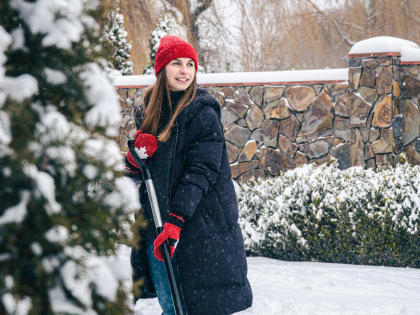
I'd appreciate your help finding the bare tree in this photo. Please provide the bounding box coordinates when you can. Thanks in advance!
[235,0,420,71]
[235,0,295,71]
[118,0,420,74]
[163,0,213,65]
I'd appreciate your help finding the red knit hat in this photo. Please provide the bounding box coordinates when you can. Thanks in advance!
[154,35,198,76]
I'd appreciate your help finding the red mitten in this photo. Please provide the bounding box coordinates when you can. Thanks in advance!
[153,213,185,262]
[126,130,158,168]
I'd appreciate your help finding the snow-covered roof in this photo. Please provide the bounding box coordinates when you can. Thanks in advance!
[113,68,348,88]
[349,36,420,63]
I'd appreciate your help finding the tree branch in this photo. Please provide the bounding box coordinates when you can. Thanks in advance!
[193,0,213,19]
[305,0,355,47]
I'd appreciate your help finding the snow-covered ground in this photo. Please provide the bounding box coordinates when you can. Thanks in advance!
[108,246,420,315]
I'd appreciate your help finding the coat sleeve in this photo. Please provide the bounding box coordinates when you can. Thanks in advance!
[170,105,225,219]
[124,104,146,186]
[124,157,143,186]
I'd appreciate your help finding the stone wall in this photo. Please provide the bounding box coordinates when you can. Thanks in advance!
[117,40,420,184]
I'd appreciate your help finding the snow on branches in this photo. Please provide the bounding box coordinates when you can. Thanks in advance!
[143,16,175,75]
[102,8,133,75]
[238,158,420,267]
[0,1,138,314]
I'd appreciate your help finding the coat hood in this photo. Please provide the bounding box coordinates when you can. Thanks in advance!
[179,87,221,123]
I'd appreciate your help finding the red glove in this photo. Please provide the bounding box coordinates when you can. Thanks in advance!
[126,130,158,168]
[153,213,185,262]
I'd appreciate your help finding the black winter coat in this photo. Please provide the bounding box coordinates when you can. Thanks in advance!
[129,88,253,315]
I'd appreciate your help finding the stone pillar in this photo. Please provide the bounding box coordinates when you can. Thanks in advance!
[347,53,399,169]
[400,64,420,165]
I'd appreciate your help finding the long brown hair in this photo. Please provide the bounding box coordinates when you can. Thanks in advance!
[141,68,197,142]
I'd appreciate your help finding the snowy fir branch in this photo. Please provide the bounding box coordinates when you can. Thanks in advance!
[143,16,175,75]
[101,7,133,76]
[0,1,138,314]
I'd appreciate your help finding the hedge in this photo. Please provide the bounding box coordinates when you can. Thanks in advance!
[238,157,420,267]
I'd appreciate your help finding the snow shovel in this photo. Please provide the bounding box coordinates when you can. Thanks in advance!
[127,139,185,315]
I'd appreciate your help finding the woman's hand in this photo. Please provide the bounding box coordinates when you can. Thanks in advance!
[153,212,185,261]
[126,130,158,168]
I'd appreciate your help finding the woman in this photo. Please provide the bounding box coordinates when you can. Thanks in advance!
[125,35,253,315]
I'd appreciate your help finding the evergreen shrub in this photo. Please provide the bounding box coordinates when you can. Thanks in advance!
[0,1,138,314]
[238,158,420,267]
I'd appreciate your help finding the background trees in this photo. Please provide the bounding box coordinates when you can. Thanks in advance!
[102,1,134,75]
[119,0,420,74]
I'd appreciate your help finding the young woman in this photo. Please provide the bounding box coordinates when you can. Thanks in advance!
[125,35,253,315]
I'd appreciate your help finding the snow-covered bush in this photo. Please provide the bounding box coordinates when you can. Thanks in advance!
[0,1,138,314]
[238,158,420,267]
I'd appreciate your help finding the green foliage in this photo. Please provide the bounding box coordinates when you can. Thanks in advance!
[238,159,420,268]
[143,16,174,75]
[0,1,137,314]
[101,7,133,75]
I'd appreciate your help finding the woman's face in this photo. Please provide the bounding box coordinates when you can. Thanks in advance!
[165,58,196,91]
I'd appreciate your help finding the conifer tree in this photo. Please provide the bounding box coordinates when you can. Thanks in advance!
[102,5,133,75]
[143,16,174,75]
[0,1,137,314]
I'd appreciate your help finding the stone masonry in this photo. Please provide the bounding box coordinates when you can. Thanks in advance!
[117,40,420,184]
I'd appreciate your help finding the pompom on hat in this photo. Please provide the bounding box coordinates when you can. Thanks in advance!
[154,35,198,76]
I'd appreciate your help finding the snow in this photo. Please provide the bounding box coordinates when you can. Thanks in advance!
[45,146,77,175]
[83,164,98,179]
[45,225,69,243]
[0,191,30,225]
[44,67,67,84]
[36,105,70,143]
[86,255,119,301]
[1,74,38,102]
[113,68,349,87]
[10,0,85,49]
[0,110,11,150]
[24,164,61,215]
[401,45,420,63]
[30,243,42,256]
[84,137,124,170]
[2,294,31,315]
[115,250,420,315]
[82,63,122,137]
[49,285,94,315]
[10,28,25,51]
[349,36,420,62]
[105,176,141,213]
[113,74,155,87]
[46,247,120,314]
[0,26,11,93]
